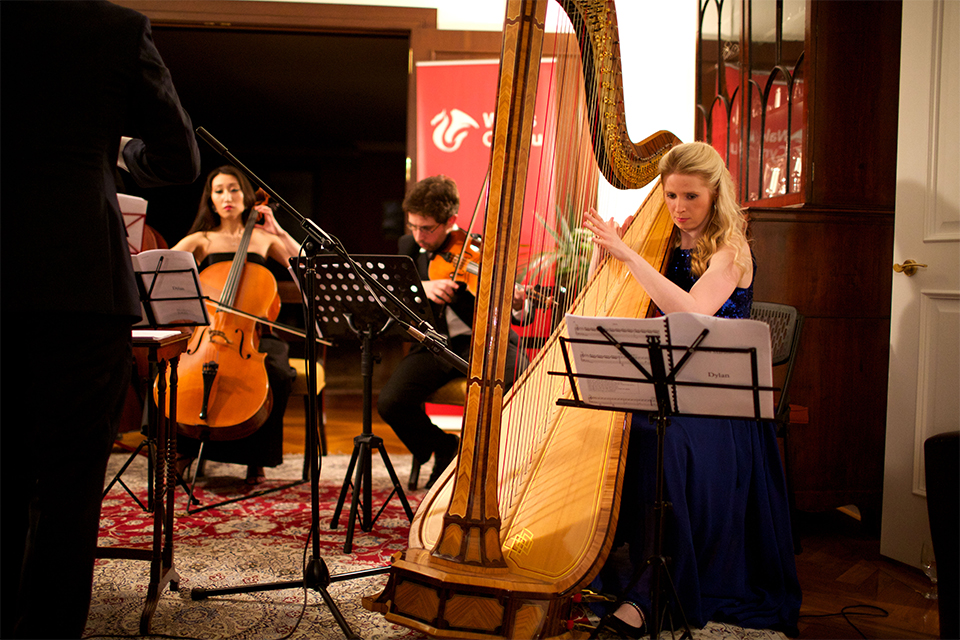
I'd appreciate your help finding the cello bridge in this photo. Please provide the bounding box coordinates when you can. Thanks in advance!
[207,330,233,345]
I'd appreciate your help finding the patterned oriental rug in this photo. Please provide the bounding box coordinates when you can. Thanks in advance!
[90,452,787,640]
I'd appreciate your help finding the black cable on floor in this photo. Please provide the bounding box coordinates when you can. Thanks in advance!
[798,604,890,639]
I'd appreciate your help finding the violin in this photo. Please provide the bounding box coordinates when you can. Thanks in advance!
[158,190,280,441]
[428,228,482,296]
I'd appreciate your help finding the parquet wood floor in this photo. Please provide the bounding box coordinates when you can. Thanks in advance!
[281,388,941,640]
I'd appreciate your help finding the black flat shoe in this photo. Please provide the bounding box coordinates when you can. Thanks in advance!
[597,613,646,639]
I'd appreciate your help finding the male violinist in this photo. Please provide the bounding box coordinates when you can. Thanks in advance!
[377,175,530,489]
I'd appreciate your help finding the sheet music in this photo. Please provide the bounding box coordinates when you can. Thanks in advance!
[564,312,774,419]
[565,314,668,412]
[132,249,209,327]
[132,329,183,340]
[119,193,147,254]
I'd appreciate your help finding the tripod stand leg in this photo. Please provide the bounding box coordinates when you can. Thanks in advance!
[343,440,373,553]
[330,442,362,528]
[376,446,414,520]
[590,556,692,640]
[103,438,150,510]
[191,556,360,639]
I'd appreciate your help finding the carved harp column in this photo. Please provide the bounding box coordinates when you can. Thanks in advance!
[434,0,548,568]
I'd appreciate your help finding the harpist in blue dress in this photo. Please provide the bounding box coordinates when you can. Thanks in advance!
[593,247,802,634]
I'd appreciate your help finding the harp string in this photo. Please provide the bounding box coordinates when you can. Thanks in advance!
[501,5,602,511]
[498,0,678,517]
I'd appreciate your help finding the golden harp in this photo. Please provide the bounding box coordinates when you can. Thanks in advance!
[365,1,681,637]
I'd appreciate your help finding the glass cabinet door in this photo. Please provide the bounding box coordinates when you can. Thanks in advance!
[747,0,805,202]
[697,0,806,205]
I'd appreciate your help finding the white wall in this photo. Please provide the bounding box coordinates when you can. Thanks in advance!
[598,1,696,220]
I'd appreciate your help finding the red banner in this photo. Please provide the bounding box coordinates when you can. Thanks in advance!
[415,59,557,268]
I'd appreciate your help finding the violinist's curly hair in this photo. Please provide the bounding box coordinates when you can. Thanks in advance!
[659,142,751,278]
[187,165,257,234]
[403,174,459,224]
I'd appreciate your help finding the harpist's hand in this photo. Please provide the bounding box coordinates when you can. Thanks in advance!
[423,278,460,305]
[583,207,633,263]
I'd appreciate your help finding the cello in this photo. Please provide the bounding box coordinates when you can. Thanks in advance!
[159,195,280,441]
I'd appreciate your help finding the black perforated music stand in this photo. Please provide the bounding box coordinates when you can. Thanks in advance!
[293,254,432,553]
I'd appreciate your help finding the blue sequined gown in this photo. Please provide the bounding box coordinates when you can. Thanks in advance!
[593,247,802,634]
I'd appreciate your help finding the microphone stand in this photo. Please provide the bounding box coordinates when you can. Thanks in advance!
[189,128,464,637]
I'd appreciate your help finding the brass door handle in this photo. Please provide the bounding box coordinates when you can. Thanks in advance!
[893,259,928,276]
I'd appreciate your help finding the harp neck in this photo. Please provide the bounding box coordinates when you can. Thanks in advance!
[560,0,681,188]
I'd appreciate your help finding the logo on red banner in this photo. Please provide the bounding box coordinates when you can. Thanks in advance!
[416,60,555,248]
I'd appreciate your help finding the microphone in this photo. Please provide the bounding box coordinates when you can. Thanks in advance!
[406,324,469,375]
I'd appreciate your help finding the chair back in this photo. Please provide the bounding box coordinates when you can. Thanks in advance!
[750,302,804,419]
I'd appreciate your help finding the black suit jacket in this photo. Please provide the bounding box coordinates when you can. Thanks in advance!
[2,1,201,319]
[398,233,475,337]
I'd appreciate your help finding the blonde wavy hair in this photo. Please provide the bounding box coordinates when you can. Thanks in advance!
[659,142,751,278]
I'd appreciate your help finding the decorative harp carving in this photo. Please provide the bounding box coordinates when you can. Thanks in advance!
[364,1,680,637]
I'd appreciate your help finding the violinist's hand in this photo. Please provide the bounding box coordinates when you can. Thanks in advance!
[512,283,527,311]
[582,207,634,263]
[423,278,460,305]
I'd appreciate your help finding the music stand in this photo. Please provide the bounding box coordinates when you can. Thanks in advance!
[132,252,209,329]
[556,316,774,640]
[99,256,207,633]
[293,254,429,553]
[106,253,210,504]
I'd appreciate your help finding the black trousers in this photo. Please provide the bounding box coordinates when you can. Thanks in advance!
[377,333,526,463]
[3,314,133,638]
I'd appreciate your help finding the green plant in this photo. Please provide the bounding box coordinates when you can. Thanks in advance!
[520,206,594,294]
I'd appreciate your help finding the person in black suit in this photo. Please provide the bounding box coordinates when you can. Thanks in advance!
[1,2,200,637]
[376,175,530,489]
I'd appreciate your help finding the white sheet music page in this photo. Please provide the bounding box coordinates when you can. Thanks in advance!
[131,249,208,327]
[564,312,774,419]
[564,314,668,412]
[665,313,774,419]
[132,329,183,340]
[119,193,147,254]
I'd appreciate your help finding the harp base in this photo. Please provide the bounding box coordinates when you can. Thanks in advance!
[362,548,588,640]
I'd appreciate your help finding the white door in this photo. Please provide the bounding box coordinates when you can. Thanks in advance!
[880,0,960,567]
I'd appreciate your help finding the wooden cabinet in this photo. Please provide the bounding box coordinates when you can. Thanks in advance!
[696,0,902,525]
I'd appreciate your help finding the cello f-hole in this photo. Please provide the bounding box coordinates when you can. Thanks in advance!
[186,328,208,355]
[234,328,250,359]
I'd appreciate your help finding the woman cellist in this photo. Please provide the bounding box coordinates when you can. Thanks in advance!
[171,165,299,484]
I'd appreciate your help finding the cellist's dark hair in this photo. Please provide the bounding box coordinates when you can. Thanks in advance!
[402,174,459,224]
[187,166,257,234]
